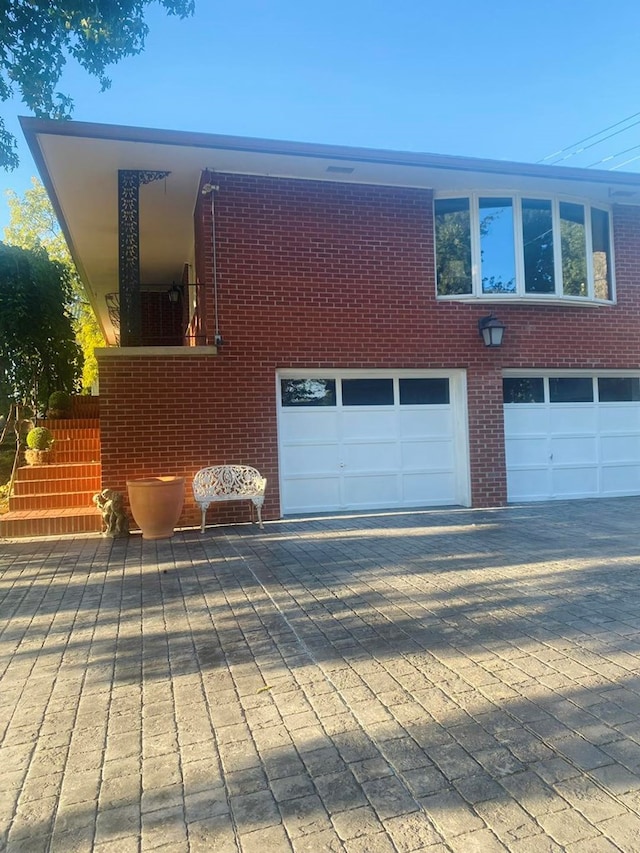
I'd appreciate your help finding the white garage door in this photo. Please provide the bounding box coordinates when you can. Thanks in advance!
[504,374,640,501]
[278,371,470,514]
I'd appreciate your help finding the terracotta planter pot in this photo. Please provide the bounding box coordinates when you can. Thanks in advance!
[126,476,185,540]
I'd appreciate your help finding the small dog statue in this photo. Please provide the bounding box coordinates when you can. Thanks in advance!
[93,489,129,538]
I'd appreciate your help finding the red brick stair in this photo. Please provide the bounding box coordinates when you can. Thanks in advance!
[0,410,103,538]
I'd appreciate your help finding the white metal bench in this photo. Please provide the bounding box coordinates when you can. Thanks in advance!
[193,465,267,533]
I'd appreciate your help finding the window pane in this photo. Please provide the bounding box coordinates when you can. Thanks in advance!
[549,377,593,403]
[560,202,588,296]
[342,379,394,406]
[503,377,544,403]
[479,198,516,293]
[435,198,472,295]
[281,378,336,406]
[591,208,612,300]
[598,377,640,402]
[399,378,450,405]
[522,199,555,294]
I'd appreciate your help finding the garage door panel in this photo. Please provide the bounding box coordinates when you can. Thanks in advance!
[505,436,548,466]
[342,474,399,506]
[281,444,340,475]
[601,464,640,493]
[550,435,597,464]
[598,407,640,431]
[400,440,454,470]
[549,407,597,434]
[402,472,455,504]
[280,411,339,442]
[344,441,398,472]
[399,409,452,438]
[504,407,547,433]
[552,466,598,497]
[507,468,549,500]
[601,434,640,462]
[342,410,396,439]
[282,477,341,512]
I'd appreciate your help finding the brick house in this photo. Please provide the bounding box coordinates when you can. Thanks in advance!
[21,117,640,528]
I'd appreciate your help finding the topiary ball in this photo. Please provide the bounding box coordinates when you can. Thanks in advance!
[48,391,72,413]
[26,427,54,451]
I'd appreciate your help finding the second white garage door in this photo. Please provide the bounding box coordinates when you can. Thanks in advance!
[504,373,640,501]
[278,370,470,514]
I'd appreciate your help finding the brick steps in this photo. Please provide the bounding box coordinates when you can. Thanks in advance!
[48,434,101,447]
[49,447,101,464]
[9,490,98,511]
[14,472,101,496]
[1,406,103,538]
[17,462,100,481]
[44,418,100,437]
[71,399,100,419]
[0,507,102,537]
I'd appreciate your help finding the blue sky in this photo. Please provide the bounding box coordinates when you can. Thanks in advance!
[3,0,640,229]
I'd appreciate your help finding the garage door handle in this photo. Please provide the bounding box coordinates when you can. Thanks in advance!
[339,462,346,468]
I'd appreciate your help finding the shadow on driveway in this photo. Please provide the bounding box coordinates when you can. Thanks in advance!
[2,497,640,850]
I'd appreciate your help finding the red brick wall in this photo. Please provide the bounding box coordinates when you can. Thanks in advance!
[140,292,183,346]
[99,175,640,521]
[97,351,271,527]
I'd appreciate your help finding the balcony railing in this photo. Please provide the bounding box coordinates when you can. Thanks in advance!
[105,284,214,347]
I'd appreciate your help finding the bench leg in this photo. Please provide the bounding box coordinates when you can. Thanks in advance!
[253,498,264,530]
[200,507,207,534]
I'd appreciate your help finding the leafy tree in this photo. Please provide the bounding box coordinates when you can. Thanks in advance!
[0,0,195,169]
[434,204,472,295]
[4,177,105,390]
[560,217,588,297]
[282,379,336,406]
[5,177,69,264]
[74,309,105,391]
[0,242,81,412]
[522,205,555,294]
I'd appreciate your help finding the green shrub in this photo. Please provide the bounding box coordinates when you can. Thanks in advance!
[26,427,54,451]
[48,391,72,412]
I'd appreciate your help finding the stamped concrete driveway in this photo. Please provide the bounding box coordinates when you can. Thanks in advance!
[3,499,640,852]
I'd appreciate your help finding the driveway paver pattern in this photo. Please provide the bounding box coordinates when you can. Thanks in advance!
[2,498,640,851]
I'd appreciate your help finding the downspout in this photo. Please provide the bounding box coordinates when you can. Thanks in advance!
[201,176,223,346]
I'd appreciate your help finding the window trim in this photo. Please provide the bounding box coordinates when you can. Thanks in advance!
[434,192,615,304]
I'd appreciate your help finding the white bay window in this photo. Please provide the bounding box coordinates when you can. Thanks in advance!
[435,194,613,302]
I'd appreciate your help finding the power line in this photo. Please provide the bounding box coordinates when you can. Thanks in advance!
[611,154,640,171]
[537,110,640,165]
[586,139,640,169]
[547,117,640,165]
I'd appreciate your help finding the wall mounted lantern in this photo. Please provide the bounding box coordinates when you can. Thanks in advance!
[478,314,506,348]
[168,283,181,304]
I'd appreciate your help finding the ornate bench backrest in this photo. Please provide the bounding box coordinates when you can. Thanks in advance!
[193,465,266,500]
